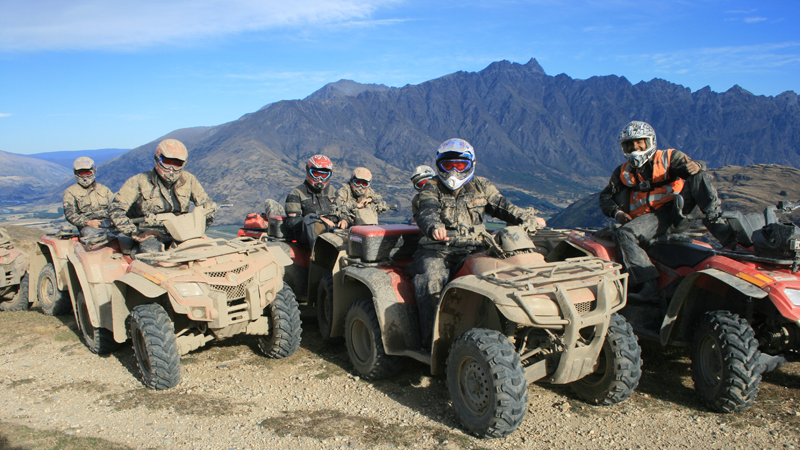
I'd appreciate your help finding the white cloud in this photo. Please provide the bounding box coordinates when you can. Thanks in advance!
[0,0,400,52]
[744,17,767,23]
[0,113,11,117]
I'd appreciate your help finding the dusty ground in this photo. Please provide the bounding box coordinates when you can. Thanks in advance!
[2,228,800,450]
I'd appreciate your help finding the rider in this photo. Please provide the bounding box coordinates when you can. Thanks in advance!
[413,138,541,348]
[410,165,435,220]
[108,139,213,253]
[63,157,115,237]
[336,167,389,226]
[285,154,345,249]
[599,121,734,300]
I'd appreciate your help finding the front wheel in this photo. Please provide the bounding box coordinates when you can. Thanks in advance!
[257,285,302,358]
[130,303,181,390]
[691,310,761,413]
[0,273,29,312]
[344,297,403,380]
[446,328,528,438]
[75,291,118,355]
[570,313,642,405]
[38,263,71,316]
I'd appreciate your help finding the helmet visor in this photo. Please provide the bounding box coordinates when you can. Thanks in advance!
[75,169,93,177]
[438,159,472,173]
[352,178,370,188]
[158,156,185,170]
[309,168,332,181]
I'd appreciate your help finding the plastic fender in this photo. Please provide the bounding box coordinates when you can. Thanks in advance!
[661,268,768,346]
[113,272,170,343]
[262,244,293,267]
[565,233,616,261]
[337,264,420,353]
[34,242,71,292]
[308,233,348,306]
[65,253,114,330]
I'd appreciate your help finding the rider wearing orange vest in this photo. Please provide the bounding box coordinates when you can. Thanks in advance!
[599,121,733,300]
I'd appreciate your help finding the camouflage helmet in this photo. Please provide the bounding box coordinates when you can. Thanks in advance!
[410,165,435,192]
[306,154,333,191]
[350,167,372,196]
[436,138,475,191]
[154,139,188,185]
[618,121,657,168]
[73,156,96,188]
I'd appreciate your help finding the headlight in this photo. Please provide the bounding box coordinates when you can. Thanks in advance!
[174,282,205,297]
[785,288,800,307]
[259,264,277,283]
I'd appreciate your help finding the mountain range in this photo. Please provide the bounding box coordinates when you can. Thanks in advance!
[13,58,800,225]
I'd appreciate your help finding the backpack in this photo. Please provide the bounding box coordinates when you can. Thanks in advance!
[752,222,800,258]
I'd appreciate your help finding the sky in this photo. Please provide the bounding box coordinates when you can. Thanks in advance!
[1,0,798,155]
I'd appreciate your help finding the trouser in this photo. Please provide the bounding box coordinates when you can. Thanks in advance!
[615,172,734,285]
[412,247,475,348]
[80,220,113,237]
[288,214,329,250]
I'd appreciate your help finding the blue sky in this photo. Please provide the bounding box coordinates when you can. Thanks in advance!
[1,0,798,154]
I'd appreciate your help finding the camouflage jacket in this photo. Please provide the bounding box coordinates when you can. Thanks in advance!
[108,169,212,236]
[599,149,704,217]
[62,183,114,229]
[416,176,535,239]
[285,182,340,228]
[335,184,388,227]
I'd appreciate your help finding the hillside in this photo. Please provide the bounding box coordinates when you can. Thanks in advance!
[0,151,72,202]
[21,58,800,225]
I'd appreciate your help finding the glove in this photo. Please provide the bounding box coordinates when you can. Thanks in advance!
[521,215,540,233]
[615,210,632,225]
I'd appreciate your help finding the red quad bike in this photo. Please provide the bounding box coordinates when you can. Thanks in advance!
[552,201,800,413]
[319,224,642,438]
[0,228,30,312]
[239,212,350,340]
[28,228,80,316]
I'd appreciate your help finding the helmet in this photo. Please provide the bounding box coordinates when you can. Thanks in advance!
[436,138,475,191]
[618,121,657,168]
[350,167,372,196]
[154,139,188,185]
[410,165,435,192]
[306,154,333,191]
[73,157,96,188]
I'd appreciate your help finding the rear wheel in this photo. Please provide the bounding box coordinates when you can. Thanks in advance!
[0,273,29,311]
[344,297,403,380]
[446,328,528,438]
[316,273,338,342]
[570,313,642,405]
[691,310,761,413]
[258,285,302,358]
[38,263,71,316]
[75,291,118,355]
[130,303,181,390]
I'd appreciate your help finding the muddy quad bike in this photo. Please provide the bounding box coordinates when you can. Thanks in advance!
[65,205,301,390]
[552,201,800,413]
[0,228,30,312]
[321,224,641,438]
[239,212,349,341]
[27,227,80,316]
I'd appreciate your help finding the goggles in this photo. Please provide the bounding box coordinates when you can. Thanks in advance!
[158,156,185,170]
[75,169,93,177]
[414,178,429,190]
[438,159,472,173]
[309,168,332,181]
[351,178,370,188]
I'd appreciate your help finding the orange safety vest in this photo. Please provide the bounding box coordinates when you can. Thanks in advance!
[620,149,685,218]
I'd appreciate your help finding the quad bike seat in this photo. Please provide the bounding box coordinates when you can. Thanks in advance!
[348,224,421,262]
[647,235,716,269]
[723,210,767,247]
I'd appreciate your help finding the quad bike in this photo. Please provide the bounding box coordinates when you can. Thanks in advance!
[317,223,642,438]
[28,227,80,316]
[64,205,301,390]
[0,228,30,312]
[551,201,800,413]
[238,212,349,340]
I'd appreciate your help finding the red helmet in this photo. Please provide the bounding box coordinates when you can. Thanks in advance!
[154,139,188,185]
[306,154,333,190]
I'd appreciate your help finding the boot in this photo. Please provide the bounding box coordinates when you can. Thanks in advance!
[629,279,659,302]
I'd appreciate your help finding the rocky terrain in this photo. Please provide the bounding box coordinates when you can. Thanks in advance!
[1,227,800,450]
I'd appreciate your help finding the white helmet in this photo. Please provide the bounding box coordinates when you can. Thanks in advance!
[436,138,475,191]
[618,121,657,168]
[73,157,96,188]
[410,165,435,192]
